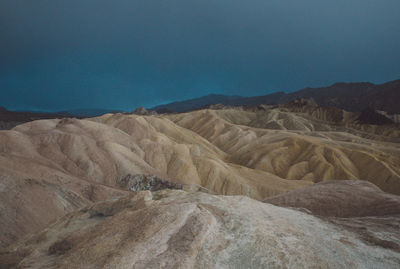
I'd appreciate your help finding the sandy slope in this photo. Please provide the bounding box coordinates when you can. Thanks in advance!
[168,109,400,191]
[0,107,399,248]
[1,189,399,269]
[265,180,400,218]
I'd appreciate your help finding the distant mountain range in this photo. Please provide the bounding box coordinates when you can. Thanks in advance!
[60,108,122,117]
[1,79,399,129]
[150,79,400,114]
[0,107,68,129]
[0,107,120,130]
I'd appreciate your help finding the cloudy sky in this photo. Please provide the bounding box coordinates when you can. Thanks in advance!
[1,0,399,111]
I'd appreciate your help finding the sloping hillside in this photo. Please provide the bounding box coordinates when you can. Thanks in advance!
[0,107,399,248]
[2,188,399,268]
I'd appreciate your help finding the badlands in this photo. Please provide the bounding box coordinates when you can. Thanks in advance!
[0,103,400,268]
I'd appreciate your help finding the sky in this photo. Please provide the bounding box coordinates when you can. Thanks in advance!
[0,0,399,111]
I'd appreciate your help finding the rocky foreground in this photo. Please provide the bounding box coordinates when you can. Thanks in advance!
[1,180,400,269]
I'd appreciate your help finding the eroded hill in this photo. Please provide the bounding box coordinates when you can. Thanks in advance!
[0,106,400,249]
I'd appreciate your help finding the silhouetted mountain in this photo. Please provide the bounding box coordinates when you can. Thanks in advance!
[150,79,400,114]
[61,108,122,117]
[289,80,400,113]
[151,94,245,113]
[0,108,58,122]
[0,107,125,129]
[0,107,71,129]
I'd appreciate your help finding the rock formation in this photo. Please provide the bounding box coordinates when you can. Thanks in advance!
[1,189,400,269]
[0,106,399,268]
[265,180,400,217]
[357,107,394,125]
[132,107,157,115]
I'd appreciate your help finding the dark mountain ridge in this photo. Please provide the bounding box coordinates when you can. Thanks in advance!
[0,108,69,122]
[2,79,399,129]
[59,108,122,117]
[0,108,73,130]
[0,107,125,130]
[150,79,400,114]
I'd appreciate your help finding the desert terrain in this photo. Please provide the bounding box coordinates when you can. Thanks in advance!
[0,103,400,268]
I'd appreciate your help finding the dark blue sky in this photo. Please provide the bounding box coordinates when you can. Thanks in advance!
[1,0,399,111]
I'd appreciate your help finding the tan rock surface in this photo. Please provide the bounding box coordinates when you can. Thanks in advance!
[1,190,399,269]
[168,109,400,191]
[264,180,400,218]
[265,180,400,257]
[1,108,400,248]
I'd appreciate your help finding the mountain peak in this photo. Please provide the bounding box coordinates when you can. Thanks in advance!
[150,79,400,114]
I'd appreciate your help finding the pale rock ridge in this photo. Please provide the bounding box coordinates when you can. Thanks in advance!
[265,180,400,218]
[1,190,399,269]
[264,180,400,254]
[168,109,400,192]
[0,108,400,248]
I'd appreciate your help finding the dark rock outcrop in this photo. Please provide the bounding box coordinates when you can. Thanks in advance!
[132,107,157,115]
[118,174,183,192]
[357,107,394,125]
